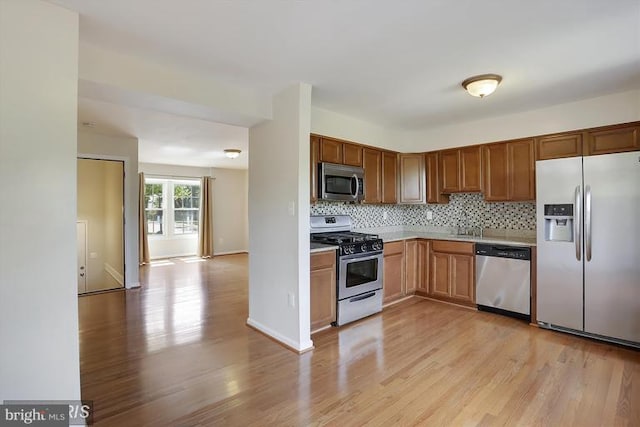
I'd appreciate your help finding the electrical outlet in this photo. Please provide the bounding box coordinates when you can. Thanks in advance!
[383,210,388,220]
[426,211,433,220]
[288,292,296,307]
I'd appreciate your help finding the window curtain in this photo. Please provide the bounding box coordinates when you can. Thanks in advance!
[138,172,150,265]
[198,176,214,258]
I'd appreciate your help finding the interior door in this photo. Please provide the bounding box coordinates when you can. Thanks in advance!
[583,151,640,343]
[77,158,125,292]
[77,221,87,294]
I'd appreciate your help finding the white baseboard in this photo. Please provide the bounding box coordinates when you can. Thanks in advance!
[150,252,196,260]
[126,282,141,289]
[214,250,248,256]
[104,263,124,286]
[246,317,313,353]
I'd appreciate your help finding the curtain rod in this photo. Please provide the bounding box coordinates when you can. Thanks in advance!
[143,173,215,180]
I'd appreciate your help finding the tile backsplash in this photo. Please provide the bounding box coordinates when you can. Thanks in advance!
[310,193,536,230]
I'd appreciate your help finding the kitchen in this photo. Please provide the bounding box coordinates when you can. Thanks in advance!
[4,0,640,424]
[309,122,640,348]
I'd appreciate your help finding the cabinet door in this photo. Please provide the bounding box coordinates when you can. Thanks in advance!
[381,151,398,204]
[320,138,343,163]
[440,149,460,193]
[417,240,429,292]
[450,254,474,303]
[310,251,336,331]
[310,267,336,331]
[536,133,583,160]
[404,240,418,294]
[426,152,449,204]
[508,138,535,201]
[399,154,426,204]
[460,146,482,192]
[383,241,405,303]
[586,125,640,156]
[430,252,450,298]
[310,135,320,203]
[343,143,363,166]
[363,148,382,203]
[482,143,509,201]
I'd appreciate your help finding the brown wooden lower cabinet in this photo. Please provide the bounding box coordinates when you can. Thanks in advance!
[383,240,405,303]
[404,240,418,294]
[310,250,336,332]
[428,240,475,306]
[416,240,429,292]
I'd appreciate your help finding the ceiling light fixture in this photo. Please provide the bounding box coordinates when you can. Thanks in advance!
[224,149,241,159]
[461,74,502,98]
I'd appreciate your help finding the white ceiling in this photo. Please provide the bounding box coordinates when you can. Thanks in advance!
[79,97,249,169]
[51,0,640,167]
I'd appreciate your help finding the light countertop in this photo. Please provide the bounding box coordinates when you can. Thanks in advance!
[310,242,338,253]
[374,230,536,247]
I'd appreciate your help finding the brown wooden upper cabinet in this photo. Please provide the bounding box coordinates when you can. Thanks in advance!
[399,153,426,204]
[535,122,640,160]
[342,143,363,167]
[440,146,482,193]
[483,138,535,202]
[536,132,583,160]
[426,152,449,204]
[362,148,382,204]
[319,137,343,164]
[586,124,639,156]
[382,151,398,204]
[319,136,364,167]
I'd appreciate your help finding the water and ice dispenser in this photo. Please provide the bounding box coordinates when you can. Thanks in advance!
[543,204,574,242]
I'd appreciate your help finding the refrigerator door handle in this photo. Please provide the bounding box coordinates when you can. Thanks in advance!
[585,185,592,261]
[574,185,582,261]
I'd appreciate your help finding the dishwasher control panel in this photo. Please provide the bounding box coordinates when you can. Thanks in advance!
[475,244,531,260]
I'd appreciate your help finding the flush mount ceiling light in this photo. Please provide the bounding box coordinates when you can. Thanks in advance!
[224,149,241,159]
[461,74,503,98]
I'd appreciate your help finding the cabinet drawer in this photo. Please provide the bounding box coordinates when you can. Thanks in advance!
[431,240,474,255]
[311,251,336,270]
[383,240,404,256]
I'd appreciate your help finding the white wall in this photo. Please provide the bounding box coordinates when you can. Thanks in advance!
[78,131,140,287]
[79,42,272,128]
[311,106,408,151]
[248,83,313,352]
[0,0,80,400]
[211,168,248,255]
[402,89,640,151]
[139,163,248,257]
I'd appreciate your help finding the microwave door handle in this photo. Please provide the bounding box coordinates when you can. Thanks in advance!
[351,174,360,199]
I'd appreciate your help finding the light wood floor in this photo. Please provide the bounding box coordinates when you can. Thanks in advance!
[78,254,640,426]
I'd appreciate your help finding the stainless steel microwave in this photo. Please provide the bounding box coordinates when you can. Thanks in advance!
[319,162,364,202]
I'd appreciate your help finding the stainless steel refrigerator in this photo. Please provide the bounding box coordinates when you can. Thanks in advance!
[536,150,640,346]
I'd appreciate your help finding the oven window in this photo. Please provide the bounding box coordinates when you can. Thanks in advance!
[346,258,378,287]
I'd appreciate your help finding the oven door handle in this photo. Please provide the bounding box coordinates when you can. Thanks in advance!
[349,292,377,302]
[341,251,383,262]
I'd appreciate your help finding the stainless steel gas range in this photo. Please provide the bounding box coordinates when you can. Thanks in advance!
[310,215,384,326]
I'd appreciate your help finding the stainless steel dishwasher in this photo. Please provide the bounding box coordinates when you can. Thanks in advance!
[475,244,531,321]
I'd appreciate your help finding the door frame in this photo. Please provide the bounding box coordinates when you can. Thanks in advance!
[77,220,88,294]
[77,153,132,288]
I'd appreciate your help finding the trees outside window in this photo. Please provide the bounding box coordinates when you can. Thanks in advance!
[144,179,200,237]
